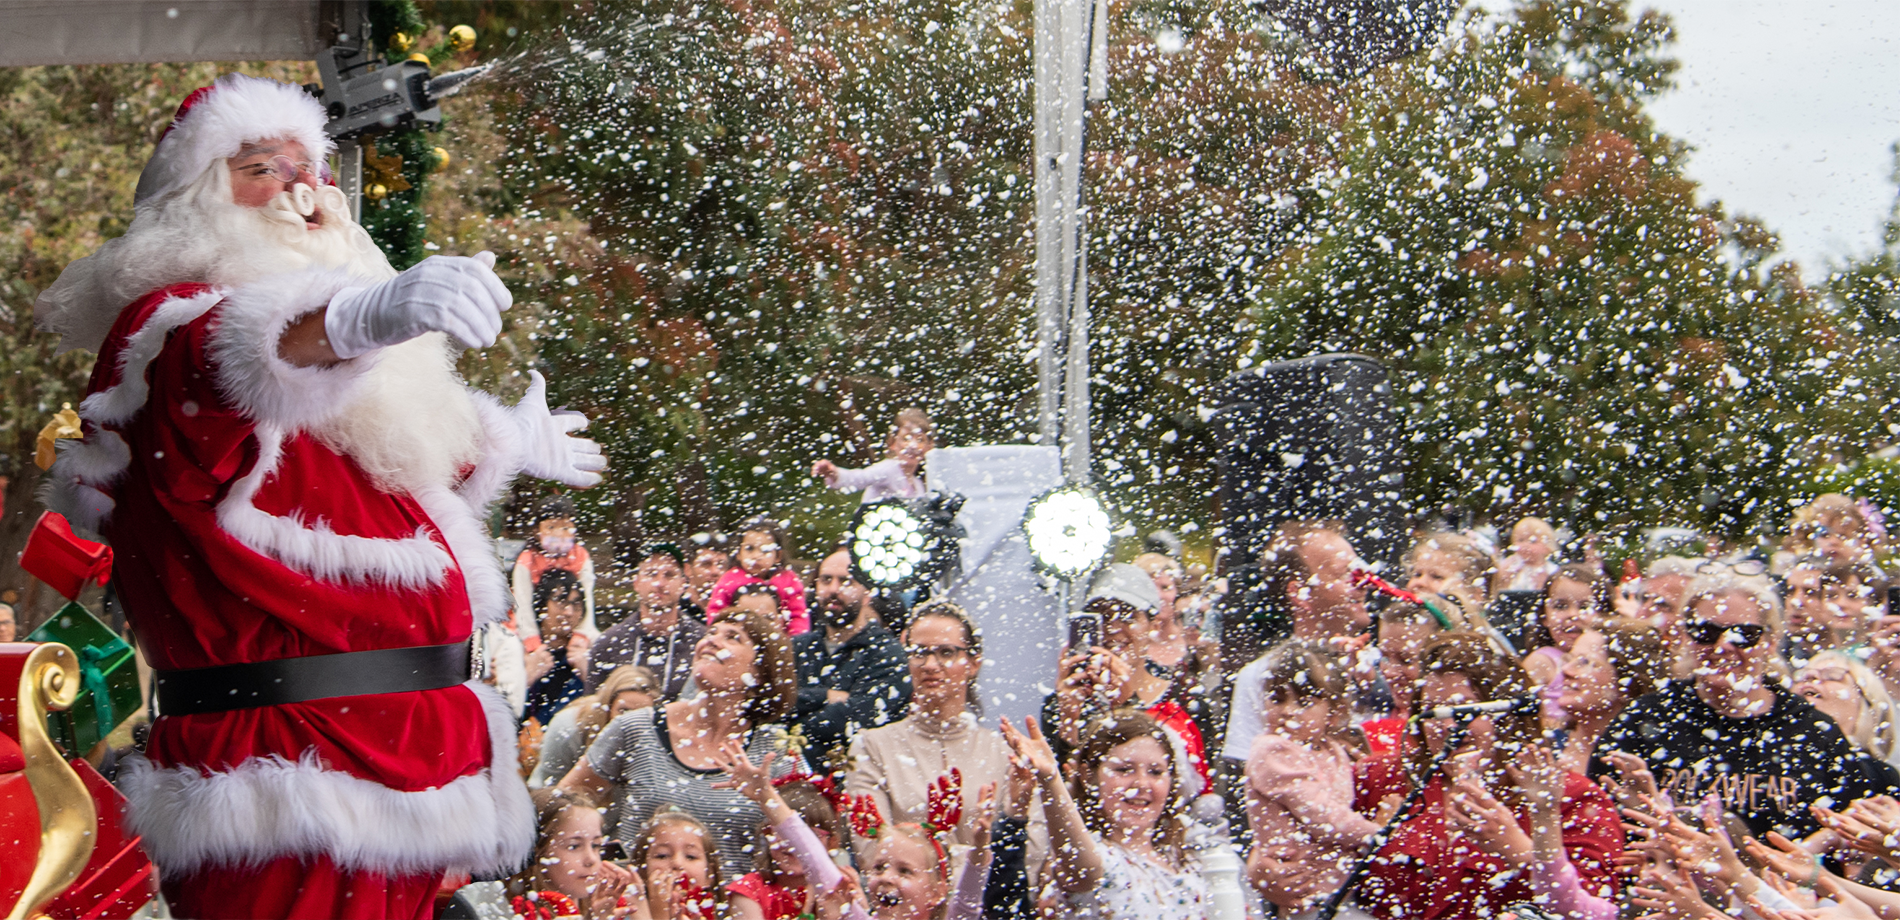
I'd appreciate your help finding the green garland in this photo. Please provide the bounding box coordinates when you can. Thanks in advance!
[361,0,435,269]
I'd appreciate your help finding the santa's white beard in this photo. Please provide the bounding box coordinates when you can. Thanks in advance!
[38,161,485,495]
[314,333,485,496]
[38,162,395,350]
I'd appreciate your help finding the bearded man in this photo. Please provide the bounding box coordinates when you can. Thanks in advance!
[35,74,604,918]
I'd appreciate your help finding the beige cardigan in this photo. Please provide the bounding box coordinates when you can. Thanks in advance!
[844,711,1048,877]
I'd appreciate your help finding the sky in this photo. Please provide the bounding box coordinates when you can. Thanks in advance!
[1564,0,1900,277]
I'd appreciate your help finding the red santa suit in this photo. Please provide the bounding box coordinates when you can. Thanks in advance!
[36,74,591,919]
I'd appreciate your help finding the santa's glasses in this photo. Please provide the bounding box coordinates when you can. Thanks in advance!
[234,155,324,184]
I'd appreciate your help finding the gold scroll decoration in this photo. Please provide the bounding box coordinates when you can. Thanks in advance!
[6,643,95,920]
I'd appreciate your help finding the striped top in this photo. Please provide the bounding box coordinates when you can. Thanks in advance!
[588,705,795,874]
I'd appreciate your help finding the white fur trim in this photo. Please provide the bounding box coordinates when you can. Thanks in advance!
[121,681,536,878]
[457,392,524,513]
[216,425,455,590]
[416,485,510,630]
[42,288,222,532]
[79,288,224,426]
[206,267,388,431]
[135,74,334,206]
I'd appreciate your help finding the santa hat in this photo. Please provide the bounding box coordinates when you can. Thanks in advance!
[133,74,334,206]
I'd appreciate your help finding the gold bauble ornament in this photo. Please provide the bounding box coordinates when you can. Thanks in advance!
[407,52,431,64]
[448,25,477,52]
[389,31,415,52]
[365,183,388,201]
[431,147,452,172]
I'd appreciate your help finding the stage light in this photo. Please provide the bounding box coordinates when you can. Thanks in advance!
[849,500,934,590]
[1022,486,1113,581]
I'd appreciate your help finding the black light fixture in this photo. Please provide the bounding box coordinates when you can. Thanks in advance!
[847,495,966,592]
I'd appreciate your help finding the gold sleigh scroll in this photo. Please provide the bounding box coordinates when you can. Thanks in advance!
[6,643,96,920]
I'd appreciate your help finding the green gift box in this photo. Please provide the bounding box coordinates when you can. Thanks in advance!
[27,601,139,757]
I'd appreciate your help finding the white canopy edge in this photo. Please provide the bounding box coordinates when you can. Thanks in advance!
[0,1,324,67]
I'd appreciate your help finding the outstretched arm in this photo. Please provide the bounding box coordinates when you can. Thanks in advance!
[1001,716,1100,895]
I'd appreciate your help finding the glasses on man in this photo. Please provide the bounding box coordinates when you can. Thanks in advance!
[905,645,971,662]
[1685,621,1767,649]
[234,155,322,184]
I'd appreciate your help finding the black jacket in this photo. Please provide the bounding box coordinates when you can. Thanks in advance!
[1592,679,1896,839]
[793,623,912,762]
[586,604,707,701]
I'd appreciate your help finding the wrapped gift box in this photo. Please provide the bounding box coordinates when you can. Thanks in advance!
[18,511,111,601]
[26,603,137,758]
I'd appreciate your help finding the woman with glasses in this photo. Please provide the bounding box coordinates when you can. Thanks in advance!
[1794,651,1900,768]
[845,600,1044,862]
[1593,574,1892,839]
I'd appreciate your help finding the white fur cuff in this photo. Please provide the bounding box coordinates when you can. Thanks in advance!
[207,268,382,431]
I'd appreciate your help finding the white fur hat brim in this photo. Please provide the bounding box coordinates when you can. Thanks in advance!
[134,74,334,206]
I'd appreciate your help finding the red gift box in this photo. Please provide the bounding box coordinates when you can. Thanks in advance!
[18,512,112,600]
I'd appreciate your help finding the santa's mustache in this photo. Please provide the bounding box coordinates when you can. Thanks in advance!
[258,184,344,230]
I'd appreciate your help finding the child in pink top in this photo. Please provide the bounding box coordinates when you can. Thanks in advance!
[705,517,810,635]
[1245,641,1383,916]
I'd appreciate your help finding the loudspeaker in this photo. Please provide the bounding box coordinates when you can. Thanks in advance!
[1212,353,1405,575]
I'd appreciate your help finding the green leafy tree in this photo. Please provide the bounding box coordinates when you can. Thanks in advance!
[1246,0,1896,540]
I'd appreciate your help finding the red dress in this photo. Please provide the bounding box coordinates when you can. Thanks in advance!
[47,277,534,918]
[728,872,808,920]
[1350,752,1622,920]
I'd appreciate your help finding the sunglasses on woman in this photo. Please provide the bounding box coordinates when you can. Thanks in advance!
[1685,621,1767,649]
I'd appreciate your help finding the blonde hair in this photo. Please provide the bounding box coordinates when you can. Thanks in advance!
[1786,494,1876,554]
[1683,573,1785,640]
[891,407,936,440]
[1803,650,1900,761]
[1132,552,1185,582]
[1511,517,1555,545]
[564,665,659,751]
[1408,532,1500,603]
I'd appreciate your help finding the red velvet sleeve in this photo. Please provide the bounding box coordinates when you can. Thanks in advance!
[1559,772,1625,897]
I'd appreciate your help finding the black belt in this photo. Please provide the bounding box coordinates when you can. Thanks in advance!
[154,643,471,716]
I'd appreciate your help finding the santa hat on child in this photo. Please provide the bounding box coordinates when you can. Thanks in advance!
[133,73,334,206]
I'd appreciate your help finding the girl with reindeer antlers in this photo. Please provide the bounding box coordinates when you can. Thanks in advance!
[713,739,996,920]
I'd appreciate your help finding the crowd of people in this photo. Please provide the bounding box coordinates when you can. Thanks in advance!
[478,409,1900,920]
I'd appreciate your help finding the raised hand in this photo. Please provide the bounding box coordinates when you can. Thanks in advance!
[589,861,637,920]
[970,782,998,860]
[710,738,778,806]
[1000,716,1060,781]
[513,370,607,488]
[325,251,512,357]
[1445,777,1531,864]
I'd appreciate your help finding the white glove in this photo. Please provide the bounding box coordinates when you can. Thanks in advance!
[324,251,512,358]
[513,370,606,487]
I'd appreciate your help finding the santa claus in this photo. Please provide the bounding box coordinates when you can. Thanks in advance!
[34,74,604,918]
